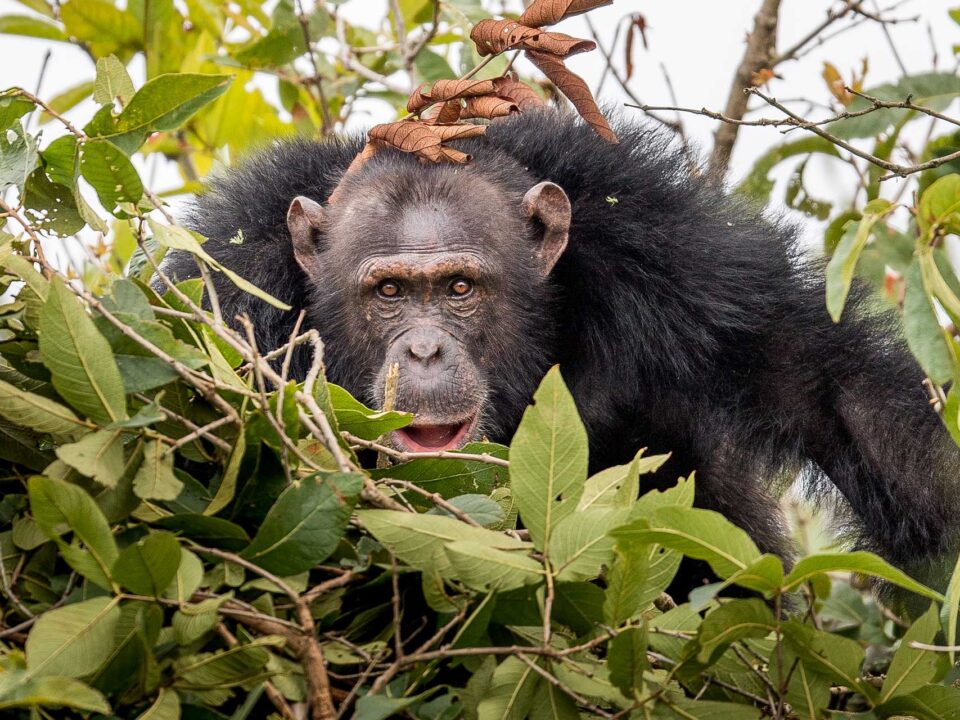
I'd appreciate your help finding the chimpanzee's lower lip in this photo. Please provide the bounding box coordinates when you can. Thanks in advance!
[392,417,475,453]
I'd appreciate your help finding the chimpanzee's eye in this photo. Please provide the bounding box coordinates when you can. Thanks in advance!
[377,279,402,298]
[449,278,473,297]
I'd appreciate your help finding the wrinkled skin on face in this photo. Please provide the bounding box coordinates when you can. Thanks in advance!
[286,162,571,452]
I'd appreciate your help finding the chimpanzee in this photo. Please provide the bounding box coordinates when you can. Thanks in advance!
[163,110,959,588]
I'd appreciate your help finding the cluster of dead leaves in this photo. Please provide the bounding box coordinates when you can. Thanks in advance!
[334,0,618,191]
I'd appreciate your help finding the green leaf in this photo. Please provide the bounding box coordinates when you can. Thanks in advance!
[358,508,527,579]
[115,73,232,136]
[112,530,182,596]
[148,218,291,311]
[328,383,412,439]
[630,473,696,517]
[93,54,135,107]
[29,474,118,589]
[162,547,204,603]
[232,0,304,68]
[918,173,960,238]
[22,168,87,235]
[0,14,68,40]
[736,136,840,204]
[79,138,143,211]
[427,493,504,525]
[134,688,180,720]
[548,508,618,582]
[783,551,943,601]
[612,506,761,580]
[39,277,127,424]
[445,540,543,591]
[0,121,39,191]
[55,428,125,487]
[240,472,363,575]
[156,514,250,551]
[173,595,226,645]
[530,680,579,720]
[578,449,668,512]
[172,636,283,690]
[60,0,140,56]
[880,603,946,701]
[0,672,110,713]
[941,548,960,661]
[903,258,954,384]
[607,625,648,697]
[876,685,960,720]
[724,553,785,595]
[825,199,894,322]
[696,598,776,663]
[604,541,666,625]
[354,694,423,720]
[510,366,588,550]
[0,376,87,440]
[414,47,456,83]
[0,92,35,130]
[653,697,762,719]
[133,439,183,500]
[204,431,245,515]
[97,310,209,393]
[25,596,121,679]
[553,581,604,635]
[782,621,866,689]
[477,656,539,720]
[829,72,960,139]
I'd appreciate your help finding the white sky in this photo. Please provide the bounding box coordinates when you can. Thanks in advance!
[0,0,957,241]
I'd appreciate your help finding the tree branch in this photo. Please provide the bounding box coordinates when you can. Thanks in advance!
[709,0,782,178]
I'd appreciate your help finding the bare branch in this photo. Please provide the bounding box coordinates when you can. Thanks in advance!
[709,0,782,178]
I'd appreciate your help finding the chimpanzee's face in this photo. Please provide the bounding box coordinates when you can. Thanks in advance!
[286,162,570,451]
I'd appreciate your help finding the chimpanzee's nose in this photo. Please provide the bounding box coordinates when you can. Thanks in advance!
[406,327,443,365]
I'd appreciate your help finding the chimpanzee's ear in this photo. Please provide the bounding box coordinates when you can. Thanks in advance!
[286,195,326,274]
[522,181,571,276]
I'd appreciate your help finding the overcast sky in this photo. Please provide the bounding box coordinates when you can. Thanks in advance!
[0,0,957,234]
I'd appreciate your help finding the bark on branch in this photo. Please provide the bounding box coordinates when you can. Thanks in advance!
[709,0,782,179]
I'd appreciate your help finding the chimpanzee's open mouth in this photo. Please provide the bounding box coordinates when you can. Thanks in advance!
[392,416,476,453]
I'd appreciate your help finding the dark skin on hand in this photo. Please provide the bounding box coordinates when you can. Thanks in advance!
[168,111,960,599]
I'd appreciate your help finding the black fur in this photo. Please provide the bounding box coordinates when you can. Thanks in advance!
[166,111,960,587]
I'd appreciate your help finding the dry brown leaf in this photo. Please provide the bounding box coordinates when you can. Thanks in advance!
[434,145,473,163]
[519,0,612,28]
[407,83,432,113]
[624,14,648,81]
[369,121,442,158]
[493,76,545,111]
[428,78,498,101]
[470,19,594,57]
[526,49,618,143]
[408,78,499,113]
[428,124,487,141]
[461,95,519,119]
[434,101,463,124]
[471,19,541,56]
[366,121,481,164]
[530,31,595,57]
[751,67,777,88]
[822,61,852,105]
[333,0,614,189]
